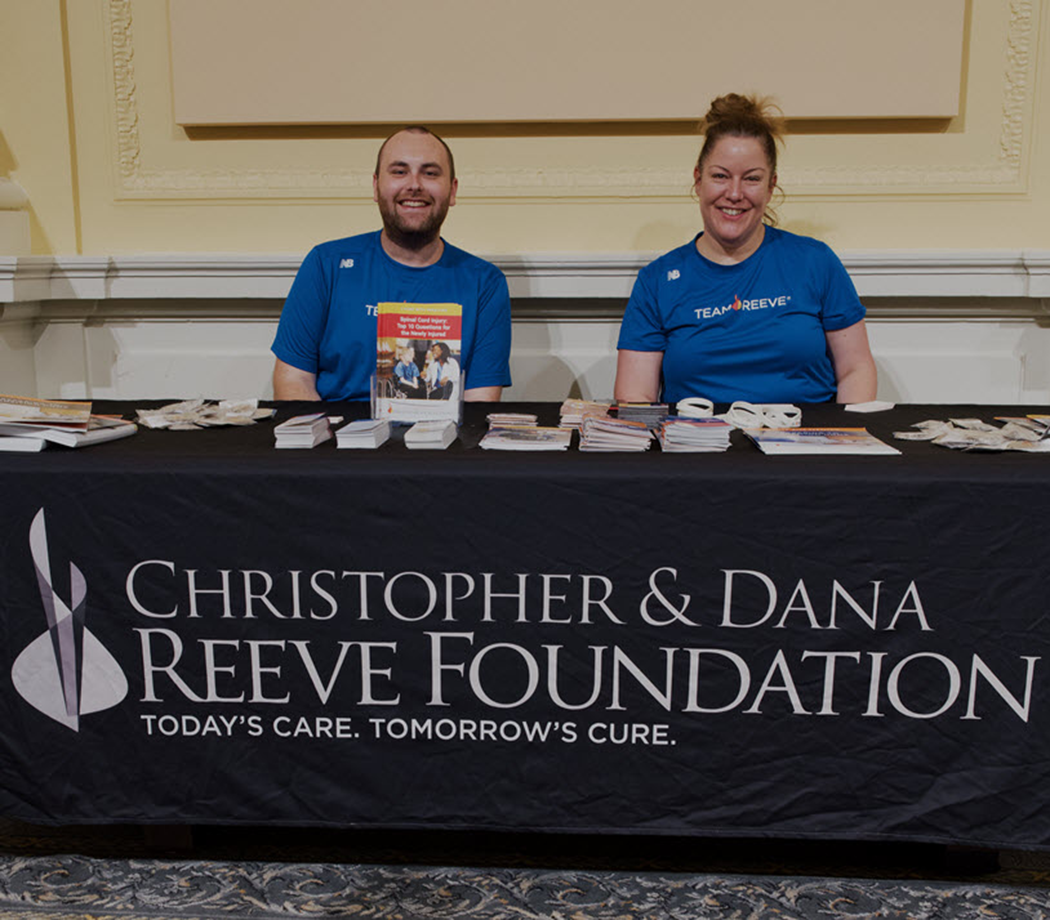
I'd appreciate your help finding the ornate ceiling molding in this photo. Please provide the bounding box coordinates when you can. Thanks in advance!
[107,0,1034,199]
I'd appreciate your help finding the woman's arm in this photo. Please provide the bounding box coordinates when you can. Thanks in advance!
[614,350,664,403]
[826,320,877,403]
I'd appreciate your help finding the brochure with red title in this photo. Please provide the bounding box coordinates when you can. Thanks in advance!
[376,302,464,424]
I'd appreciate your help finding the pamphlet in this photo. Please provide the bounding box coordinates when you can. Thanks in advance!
[0,436,46,452]
[558,399,611,429]
[0,394,92,429]
[480,426,572,451]
[376,302,464,424]
[658,417,732,452]
[0,413,137,448]
[404,419,458,450]
[745,427,901,456]
[335,418,391,449]
[274,414,333,449]
[579,417,653,452]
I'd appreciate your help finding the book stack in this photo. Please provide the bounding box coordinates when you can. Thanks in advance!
[480,426,572,451]
[0,395,137,451]
[404,419,458,450]
[335,418,391,449]
[558,399,610,430]
[613,402,670,430]
[487,412,538,428]
[658,417,732,452]
[579,417,653,452]
[273,413,333,449]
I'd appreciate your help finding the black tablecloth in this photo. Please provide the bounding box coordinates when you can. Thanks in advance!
[1,401,1047,848]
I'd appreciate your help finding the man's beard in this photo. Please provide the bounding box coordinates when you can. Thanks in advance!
[378,197,449,250]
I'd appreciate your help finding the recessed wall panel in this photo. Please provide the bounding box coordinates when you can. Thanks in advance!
[170,0,965,125]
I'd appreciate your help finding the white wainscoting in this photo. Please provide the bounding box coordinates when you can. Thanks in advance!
[1,252,1049,404]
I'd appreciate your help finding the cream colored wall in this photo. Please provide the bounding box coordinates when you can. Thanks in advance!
[2,0,1046,259]
[1,2,1049,407]
[0,2,77,255]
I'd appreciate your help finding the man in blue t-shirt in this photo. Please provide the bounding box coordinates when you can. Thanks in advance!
[272,127,511,402]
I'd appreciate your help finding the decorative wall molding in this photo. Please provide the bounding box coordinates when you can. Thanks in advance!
[0,179,30,210]
[4,252,1050,308]
[106,1,1036,199]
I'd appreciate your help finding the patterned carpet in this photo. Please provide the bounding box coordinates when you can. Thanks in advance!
[1,821,1049,920]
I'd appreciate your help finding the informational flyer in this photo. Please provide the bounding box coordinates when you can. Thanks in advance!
[375,303,464,424]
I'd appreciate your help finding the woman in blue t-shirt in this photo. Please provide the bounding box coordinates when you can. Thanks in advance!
[615,94,877,406]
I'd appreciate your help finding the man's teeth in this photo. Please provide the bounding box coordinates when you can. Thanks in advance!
[721,208,743,216]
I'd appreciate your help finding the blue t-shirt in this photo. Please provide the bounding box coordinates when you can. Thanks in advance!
[617,227,865,404]
[273,231,512,401]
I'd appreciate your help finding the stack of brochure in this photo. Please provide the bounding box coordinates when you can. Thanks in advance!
[745,427,901,456]
[658,417,732,452]
[404,419,458,450]
[0,395,137,452]
[274,413,333,449]
[559,399,611,430]
[579,417,653,452]
[487,412,538,428]
[480,426,572,451]
[613,402,670,429]
[335,418,390,449]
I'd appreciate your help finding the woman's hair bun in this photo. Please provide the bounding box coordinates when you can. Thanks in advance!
[695,93,785,226]
[698,93,783,139]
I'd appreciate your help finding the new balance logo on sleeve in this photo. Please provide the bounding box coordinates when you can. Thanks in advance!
[339,259,355,269]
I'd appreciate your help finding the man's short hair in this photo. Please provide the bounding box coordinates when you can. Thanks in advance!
[374,126,456,182]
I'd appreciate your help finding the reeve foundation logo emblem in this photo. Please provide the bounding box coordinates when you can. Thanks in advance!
[10,509,128,731]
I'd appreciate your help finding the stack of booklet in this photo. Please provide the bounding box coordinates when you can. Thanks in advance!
[335,418,390,449]
[658,417,732,452]
[486,412,538,428]
[559,399,610,430]
[613,402,670,430]
[404,419,458,450]
[480,426,572,451]
[0,395,137,451]
[579,416,653,452]
[274,413,333,449]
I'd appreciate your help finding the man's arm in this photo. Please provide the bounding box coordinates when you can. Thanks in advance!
[462,268,511,401]
[273,358,321,400]
[464,386,502,402]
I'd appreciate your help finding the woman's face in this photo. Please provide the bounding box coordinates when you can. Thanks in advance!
[694,135,775,258]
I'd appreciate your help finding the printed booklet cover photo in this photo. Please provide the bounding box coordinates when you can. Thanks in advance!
[375,303,464,425]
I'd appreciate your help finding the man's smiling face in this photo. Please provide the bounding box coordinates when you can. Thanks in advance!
[373,130,457,247]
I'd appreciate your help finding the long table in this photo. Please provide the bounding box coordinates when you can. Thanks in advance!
[1,401,1048,849]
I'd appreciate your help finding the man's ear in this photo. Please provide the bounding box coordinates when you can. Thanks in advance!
[449,177,458,207]
[373,174,379,202]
